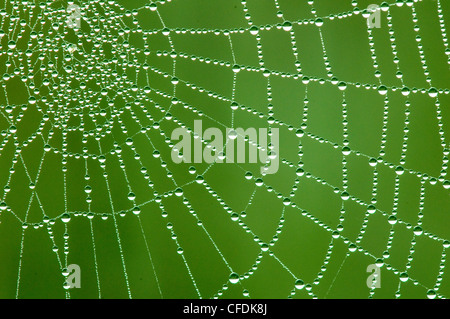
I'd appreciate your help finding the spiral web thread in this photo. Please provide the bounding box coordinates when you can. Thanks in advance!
[0,0,449,299]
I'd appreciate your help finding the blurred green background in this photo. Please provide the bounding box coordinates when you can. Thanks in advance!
[0,0,449,299]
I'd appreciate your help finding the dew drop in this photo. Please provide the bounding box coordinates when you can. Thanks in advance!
[132,206,141,215]
[295,279,305,289]
[375,258,384,268]
[401,87,410,96]
[228,129,238,140]
[175,188,183,197]
[378,85,388,95]
[229,272,240,284]
[8,40,16,49]
[388,215,397,225]
[315,18,324,27]
[367,205,376,214]
[413,226,423,236]
[427,289,437,299]
[399,272,409,282]
[195,175,204,184]
[428,87,438,98]
[61,213,71,223]
[444,240,450,249]
[395,166,405,175]
[338,81,347,91]
[249,25,259,35]
[341,191,350,201]
[282,21,292,31]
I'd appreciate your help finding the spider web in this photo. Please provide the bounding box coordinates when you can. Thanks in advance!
[0,0,449,299]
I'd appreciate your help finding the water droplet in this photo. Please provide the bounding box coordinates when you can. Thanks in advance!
[342,146,351,155]
[399,272,409,282]
[8,40,16,49]
[428,87,438,98]
[228,129,238,139]
[341,191,350,201]
[162,27,170,36]
[195,175,204,184]
[295,279,305,289]
[443,181,450,189]
[388,215,397,225]
[255,178,263,186]
[378,85,388,95]
[296,168,305,177]
[401,87,410,96]
[427,289,437,299]
[296,129,304,137]
[338,81,347,91]
[61,213,71,223]
[375,258,384,268]
[395,166,405,175]
[282,21,292,31]
[229,272,240,284]
[132,206,141,215]
[249,26,259,35]
[413,226,423,236]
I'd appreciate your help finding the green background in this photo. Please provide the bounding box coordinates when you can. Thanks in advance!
[0,0,449,299]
